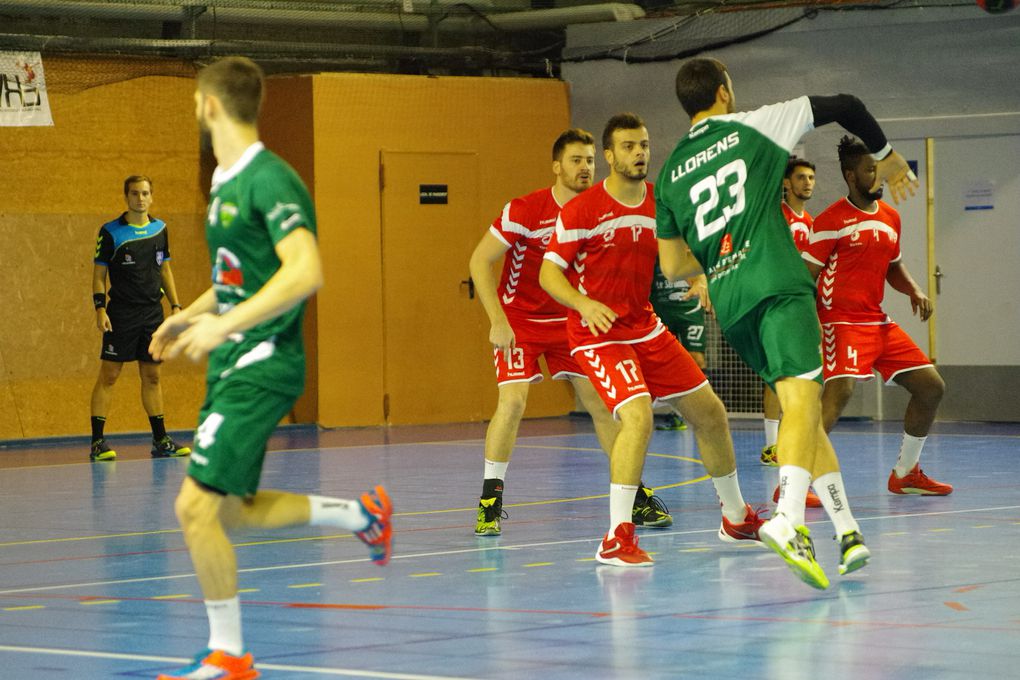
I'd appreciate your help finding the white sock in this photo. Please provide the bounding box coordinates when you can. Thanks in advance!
[609,483,638,534]
[484,459,509,481]
[309,495,370,531]
[206,596,243,656]
[711,470,748,523]
[812,471,860,537]
[894,433,927,478]
[764,419,780,448]
[775,465,812,527]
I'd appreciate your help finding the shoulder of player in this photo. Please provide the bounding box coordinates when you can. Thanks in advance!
[811,199,852,229]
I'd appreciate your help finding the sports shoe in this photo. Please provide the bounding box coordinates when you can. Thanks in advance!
[355,485,393,565]
[760,445,778,466]
[773,484,823,508]
[888,464,953,496]
[718,503,766,543]
[475,496,507,536]
[758,512,829,590]
[157,648,259,679]
[632,486,673,528]
[655,413,687,431]
[152,435,191,458]
[838,530,870,576]
[89,439,116,462]
[595,522,653,567]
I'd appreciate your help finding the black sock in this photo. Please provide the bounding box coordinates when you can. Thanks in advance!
[481,478,503,499]
[149,415,167,441]
[91,416,106,443]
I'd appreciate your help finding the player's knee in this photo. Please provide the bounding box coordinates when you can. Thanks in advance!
[917,371,945,406]
[618,404,653,436]
[98,364,122,386]
[495,389,528,418]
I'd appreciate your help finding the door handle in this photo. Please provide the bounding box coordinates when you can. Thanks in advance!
[934,265,944,295]
[460,277,475,299]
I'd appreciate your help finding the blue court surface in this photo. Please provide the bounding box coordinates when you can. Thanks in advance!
[0,418,1018,679]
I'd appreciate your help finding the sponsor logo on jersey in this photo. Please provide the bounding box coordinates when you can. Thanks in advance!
[719,233,733,256]
[213,247,244,288]
[123,252,134,265]
[219,202,239,228]
[156,250,165,266]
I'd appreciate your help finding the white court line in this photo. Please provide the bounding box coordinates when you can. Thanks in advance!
[1,504,1017,597]
[0,645,478,679]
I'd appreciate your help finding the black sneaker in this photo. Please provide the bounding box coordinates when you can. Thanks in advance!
[151,435,191,458]
[655,413,687,431]
[632,486,673,528]
[90,438,116,462]
[838,530,871,575]
[475,496,507,536]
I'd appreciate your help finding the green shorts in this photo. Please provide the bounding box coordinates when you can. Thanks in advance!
[722,293,822,389]
[653,305,706,354]
[187,378,297,497]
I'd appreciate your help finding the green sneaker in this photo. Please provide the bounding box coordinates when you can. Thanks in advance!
[655,413,686,431]
[838,530,871,575]
[759,513,829,590]
[151,435,191,458]
[89,438,116,462]
[475,496,506,536]
[760,445,778,466]
[632,486,673,528]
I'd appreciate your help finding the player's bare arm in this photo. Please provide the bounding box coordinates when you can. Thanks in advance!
[804,260,823,282]
[657,236,703,281]
[468,231,515,361]
[159,260,183,312]
[886,260,933,321]
[167,228,323,362]
[538,260,617,336]
[92,263,113,332]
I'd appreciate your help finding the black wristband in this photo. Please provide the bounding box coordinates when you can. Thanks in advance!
[93,293,106,309]
[171,304,182,310]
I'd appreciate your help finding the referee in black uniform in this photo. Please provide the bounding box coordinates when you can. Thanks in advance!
[89,175,191,461]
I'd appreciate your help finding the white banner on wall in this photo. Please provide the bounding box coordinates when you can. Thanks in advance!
[0,51,54,127]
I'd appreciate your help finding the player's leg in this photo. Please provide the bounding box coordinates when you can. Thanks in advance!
[89,359,123,461]
[569,370,671,529]
[761,385,781,465]
[885,331,950,495]
[475,381,529,536]
[138,360,191,458]
[820,377,857,433]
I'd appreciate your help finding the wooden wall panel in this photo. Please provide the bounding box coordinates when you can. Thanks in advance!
[0,63,208,440]
[306,74,574,427]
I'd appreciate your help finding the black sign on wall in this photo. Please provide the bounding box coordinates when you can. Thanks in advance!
[419,184,449,204]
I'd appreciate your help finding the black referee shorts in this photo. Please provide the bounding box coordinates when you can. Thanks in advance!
[100,304,164,363]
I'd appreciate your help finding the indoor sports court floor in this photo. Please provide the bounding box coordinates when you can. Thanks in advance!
[0,417,1018,679]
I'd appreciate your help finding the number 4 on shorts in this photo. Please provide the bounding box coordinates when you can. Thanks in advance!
[195,413,225,449]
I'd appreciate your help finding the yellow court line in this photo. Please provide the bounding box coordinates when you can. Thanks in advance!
[467,567,497,573]
[0,528,182,548]
[287,583,323,589]
[409,573,441,578]
[152,594,190,600]
[3,605,44,611]
[237,588,260,593]
[351,577,384,583]
[523,562,553,568]
[81,599,119,606]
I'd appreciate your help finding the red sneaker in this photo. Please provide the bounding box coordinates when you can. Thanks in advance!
[888,464,953,496]
[773,484,823,508]
[158,649,259,680]
[595,522,653,567]
[718,503,766,543]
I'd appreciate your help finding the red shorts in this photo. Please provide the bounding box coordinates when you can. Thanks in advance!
[571,330,707,416]
[494,316,584,385]
[822,322,932,384]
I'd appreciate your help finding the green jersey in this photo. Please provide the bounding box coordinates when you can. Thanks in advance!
[656,97,816,330]
[205,143,316,396]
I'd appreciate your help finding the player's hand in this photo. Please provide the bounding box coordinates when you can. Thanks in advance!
[576,297,617,336]
[683,276,713,315]
[874,150,919,205]
[910,290,933,322]
[149,313,196,361]
[489,320,516,364]
[96,308,113,332]
[162,313,230,362]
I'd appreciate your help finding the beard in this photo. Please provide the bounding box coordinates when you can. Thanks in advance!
[615,160,647,180]
[861,185,883,202]
[565,175,593,193]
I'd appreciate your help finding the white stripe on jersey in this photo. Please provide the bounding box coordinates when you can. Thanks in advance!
[697,96,814,155]
[554,214,657,244]
[544,251,569,269]
[808,220,899,244]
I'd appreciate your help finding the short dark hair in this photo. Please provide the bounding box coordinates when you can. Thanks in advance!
[602,113,646,151]
[837,135,871,174]
[196,56,264,125]
[123,175,152,195]
[785,157,816,179]
[552,128,596,161]
[675,58,729,118]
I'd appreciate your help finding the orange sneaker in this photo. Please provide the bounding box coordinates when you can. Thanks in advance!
[356,485,394,565]
[773,484,823,508]
[157,649,259,680]
[718,504,766,543]
[888,464,953,495]
[595,522,653,567]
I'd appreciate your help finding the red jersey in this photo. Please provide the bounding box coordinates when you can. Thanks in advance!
[544,180,663,350]
[489,187,567,322]
[782,202,813,252]
[804,197,902,325]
